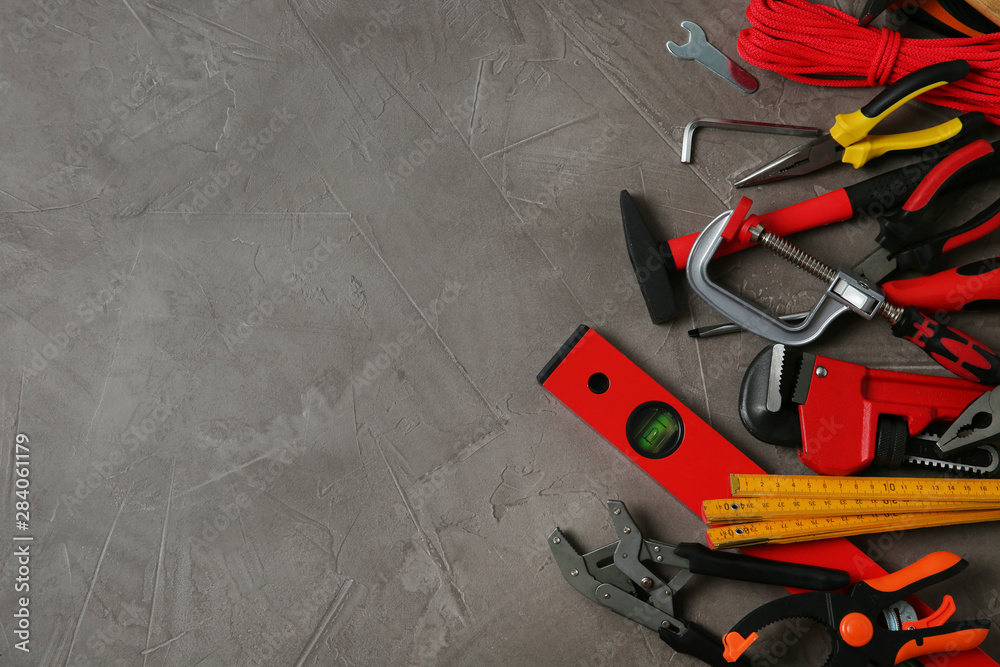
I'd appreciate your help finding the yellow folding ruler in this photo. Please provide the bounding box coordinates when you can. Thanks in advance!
[704,496,999,523]
[704,474,1000,549]
[730,474,1000,501]
[707,509,1000,549]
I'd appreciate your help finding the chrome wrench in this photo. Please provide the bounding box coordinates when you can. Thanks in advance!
[667,21,758,94]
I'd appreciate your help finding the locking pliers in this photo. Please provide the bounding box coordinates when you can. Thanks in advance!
[549,500,850,666]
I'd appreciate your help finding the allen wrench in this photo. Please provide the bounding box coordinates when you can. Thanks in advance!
[681,119,822,164]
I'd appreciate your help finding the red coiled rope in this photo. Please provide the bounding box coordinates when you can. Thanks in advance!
[737,0,1000,123]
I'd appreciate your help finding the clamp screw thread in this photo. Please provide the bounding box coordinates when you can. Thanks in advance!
[749,226,836,283]
[748,224,902,325]
[877,301,903,324]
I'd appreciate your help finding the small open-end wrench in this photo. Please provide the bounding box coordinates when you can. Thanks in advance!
[666,21,758,94]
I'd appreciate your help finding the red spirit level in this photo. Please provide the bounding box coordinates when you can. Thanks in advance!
[537,324,997,667]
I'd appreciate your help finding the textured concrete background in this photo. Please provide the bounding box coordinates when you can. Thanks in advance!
[1,0,999,665]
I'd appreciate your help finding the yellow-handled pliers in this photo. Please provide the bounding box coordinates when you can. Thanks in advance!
[735,60,984,188]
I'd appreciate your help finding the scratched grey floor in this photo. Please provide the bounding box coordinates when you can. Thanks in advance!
[1,0,999,665]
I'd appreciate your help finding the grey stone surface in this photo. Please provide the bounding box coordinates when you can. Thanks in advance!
[0,0,998,665]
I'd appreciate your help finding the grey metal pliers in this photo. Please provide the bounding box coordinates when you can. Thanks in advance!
[939,385,1000,456]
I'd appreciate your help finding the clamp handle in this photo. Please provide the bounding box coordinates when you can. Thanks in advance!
[851,552,967,611]
[659,623,752,667]
[847,552,989,664]
[893,620,990,664]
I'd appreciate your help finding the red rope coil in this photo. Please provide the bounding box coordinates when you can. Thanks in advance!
[737,0,1000,123]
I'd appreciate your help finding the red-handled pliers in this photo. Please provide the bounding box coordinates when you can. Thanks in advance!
[722,551,990,666]
[853,139,1000,312]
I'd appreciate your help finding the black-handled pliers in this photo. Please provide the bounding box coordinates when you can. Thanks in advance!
[548,500,850,667]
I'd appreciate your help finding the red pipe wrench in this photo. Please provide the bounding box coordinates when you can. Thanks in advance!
[740,344,998,476]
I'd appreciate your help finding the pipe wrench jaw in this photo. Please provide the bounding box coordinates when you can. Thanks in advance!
[738,345,806,448]
[738,345,881,475]
[740,343,1000,476]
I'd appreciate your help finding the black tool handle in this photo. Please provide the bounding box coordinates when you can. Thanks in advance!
[675,542,850,591]
[861,60,970,119]
[891,306,1000,384]
[843,153,942,217]
[620,190,679,323]
[844,127,995,223]
[658,623,752,667]
[867,620,991,665]
[877,138,996,254]
[896,193,1000,273]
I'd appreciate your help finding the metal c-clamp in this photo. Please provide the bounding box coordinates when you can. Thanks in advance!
[685,200,880,346]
